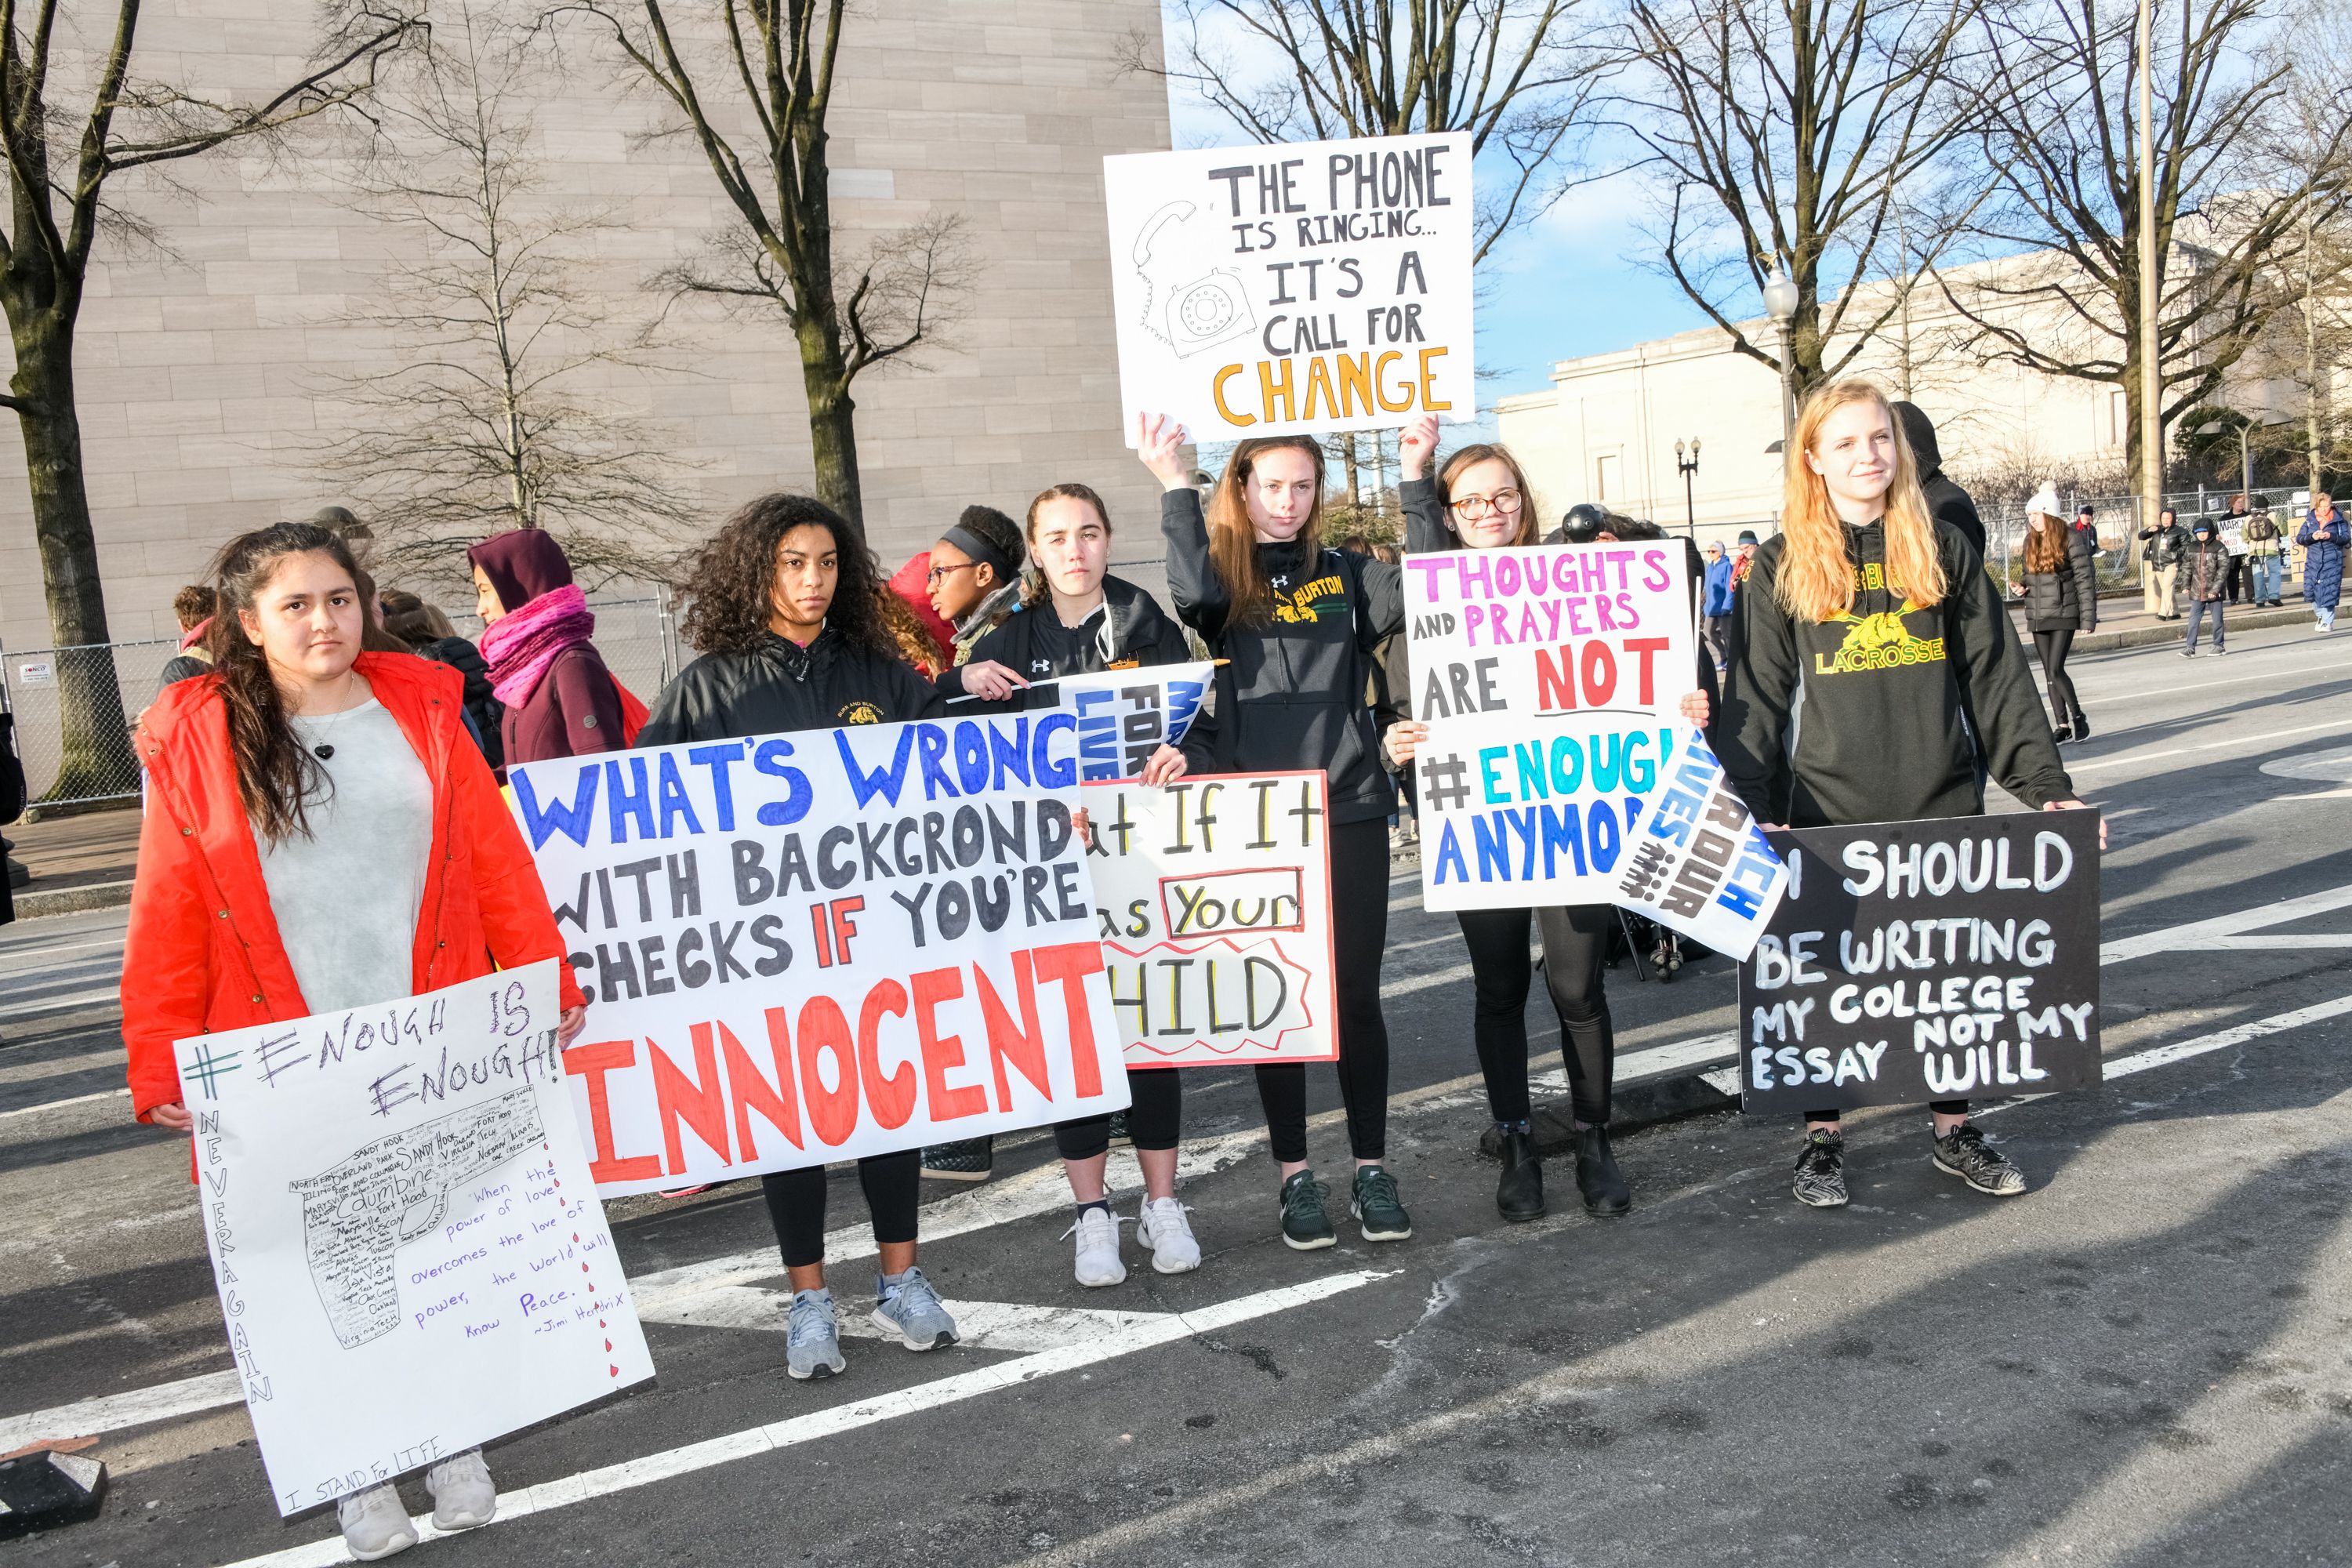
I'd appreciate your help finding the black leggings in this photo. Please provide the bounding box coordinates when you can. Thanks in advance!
[2032,629,2078,723]
[1806,1100,1969,1123]
[1455,902,1617,1126]
[761,1149,920,1271]
[1054,1068,1181,1160]
[1255,815,1392,1163]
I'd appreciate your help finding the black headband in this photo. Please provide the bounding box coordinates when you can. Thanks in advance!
[941,524,1013,582]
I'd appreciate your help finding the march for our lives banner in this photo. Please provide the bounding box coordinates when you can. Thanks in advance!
[1058,662,1212,780]
[509,716,1129,1198]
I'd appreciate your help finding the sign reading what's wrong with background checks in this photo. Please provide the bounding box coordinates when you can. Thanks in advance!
[1104,131,1474,444]
[510,716,1128,1198]
[1403,541,1788,955]
[1738,812,2101,1113]
[174,962,655,1516]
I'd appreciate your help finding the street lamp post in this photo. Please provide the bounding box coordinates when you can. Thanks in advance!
[1675,438,1701,535]
[1763,270,1800,448]
[2196,419,2256,503]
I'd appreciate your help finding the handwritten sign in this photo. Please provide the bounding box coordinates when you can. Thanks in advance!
[1104,132,1475,443]
[510,716,1129,1197]
[1611,730,1788,957]
[1082,771,1337,1066]
[1738,813,2101,1112]
[1060,662,1211,779]
[174,962,653,1517]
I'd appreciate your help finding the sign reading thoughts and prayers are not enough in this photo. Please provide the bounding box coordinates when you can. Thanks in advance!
[1104,131,1475,443]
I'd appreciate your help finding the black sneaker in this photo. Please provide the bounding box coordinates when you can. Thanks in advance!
[2070,713,2091,742]
[1932,1122,2028,1196]
[1350,1164,1414,1242]
[920,1137,993,1182]
[1791,1129,1848,1207]
[1278,1170,1335,1250]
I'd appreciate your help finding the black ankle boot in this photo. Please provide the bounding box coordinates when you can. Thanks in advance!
[2070,711,2090,741]
[1574,1125,1632,1216]
[1495,1126,1545,1222]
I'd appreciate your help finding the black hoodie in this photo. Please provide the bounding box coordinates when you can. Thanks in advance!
[1160,488,1403,825]
[1893,403,1987,560]
[1718,519,2072,827]
[935,575,1195,704]
[639,626,941,746]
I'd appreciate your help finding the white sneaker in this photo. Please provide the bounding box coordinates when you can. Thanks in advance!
[424,1446,496,1530]
[1064,1205,1127,1287]
[1136,1196,1202,1273]
[336,1482,419,1561]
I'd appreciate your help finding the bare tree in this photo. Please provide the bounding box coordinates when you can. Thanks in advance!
[554,1,971,539]
[2261,0,2352,492]
[1610,0,1986,400]
[1135,1,1605,266]
[1938,0,2352,497]
[0,2,418,797]
[310,3,703,590]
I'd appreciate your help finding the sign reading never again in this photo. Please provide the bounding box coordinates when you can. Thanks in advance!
[1104,131,1475,443]
[1737,813,2102,1113]
[1083,771,1338,1067]
[508,715,1130,1196]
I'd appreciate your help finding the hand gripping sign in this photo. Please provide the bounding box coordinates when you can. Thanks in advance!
[509,714,1129,1197]
[174,962,655,1516]
[1105,132,1475,443]
[1081,771,1338,1066]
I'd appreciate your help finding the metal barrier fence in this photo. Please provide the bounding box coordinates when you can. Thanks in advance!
[0,595,684,813]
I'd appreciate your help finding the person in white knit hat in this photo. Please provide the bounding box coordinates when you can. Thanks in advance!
[2007,484,2099,742]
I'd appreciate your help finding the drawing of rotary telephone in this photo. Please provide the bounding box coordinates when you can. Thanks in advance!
[1134,201,1255,359]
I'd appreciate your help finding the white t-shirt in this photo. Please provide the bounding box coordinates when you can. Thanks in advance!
[258,699,434,1014]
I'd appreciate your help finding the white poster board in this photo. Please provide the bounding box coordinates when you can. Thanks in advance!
[510,714,1130,1197]
[1082,771,1338,1067]
[1104,132,1475,444]
[175,962,654,1517]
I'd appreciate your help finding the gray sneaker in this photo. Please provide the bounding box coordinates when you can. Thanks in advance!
[1791,1129,1848,1208]
[786,1287,846,1380]
[873,1266,959,1350]
[1933,1121,2028,1196]
[423,1446,495,1530]
[336,1482,419,1561]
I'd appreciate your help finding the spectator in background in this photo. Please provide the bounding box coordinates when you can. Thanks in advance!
[381,589,504,772]
[2071,504,2100,564]
[0,706,21,926]
[1731,529,1760,598]
[2297,493,2347,633]
[1893,401,1985,558]
[466,530,641,775]
[1700,540,1735,669]
[883,553,956,676]
[2245,495,2286,606]
[156,585,218,688]
[2012,485,2098,742]
[2219,493,2252,604]
[2180,517,2230,656]
[2137,506,2188,619]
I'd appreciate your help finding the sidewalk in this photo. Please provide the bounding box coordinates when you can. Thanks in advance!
[2071,591,2318,654]
[3,804,140,920]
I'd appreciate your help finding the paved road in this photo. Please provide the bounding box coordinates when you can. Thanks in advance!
[5,623,2350,1566]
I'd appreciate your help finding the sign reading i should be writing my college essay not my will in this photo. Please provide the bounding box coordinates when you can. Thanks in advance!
[508,715,1131,1198]
[1104,131,1474,443]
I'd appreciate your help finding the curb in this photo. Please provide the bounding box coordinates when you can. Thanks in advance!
[13,880,133,920]
[2074,605,2311,655]
[1475,1059,1739,1160]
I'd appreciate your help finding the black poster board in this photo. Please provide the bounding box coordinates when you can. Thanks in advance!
[1737,812,2101,1113]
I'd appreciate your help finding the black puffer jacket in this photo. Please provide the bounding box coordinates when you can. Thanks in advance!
[2018,524,2099,633]
[2137,521,2190,568]
[937,575,1194,704]
[640,627,941,746]
[2180,534,2231,604]
[1160,489,1402,825]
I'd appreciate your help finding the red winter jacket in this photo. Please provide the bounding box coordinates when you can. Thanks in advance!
[122,652,586,1123]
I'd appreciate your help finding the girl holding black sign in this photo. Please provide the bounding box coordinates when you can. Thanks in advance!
[639,494,964,1382]
[1716,380,2101,1210]
[946,482,1207,1286]
[1383,416,1712,1223]
[1137,412,1414,1250]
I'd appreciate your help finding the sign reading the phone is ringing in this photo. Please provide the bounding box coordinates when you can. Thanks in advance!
[1104,132,1475,446]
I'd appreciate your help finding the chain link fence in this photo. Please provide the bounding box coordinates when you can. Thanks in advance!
[1980,488,2318,596]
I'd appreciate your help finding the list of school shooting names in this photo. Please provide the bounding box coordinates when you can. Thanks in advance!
[1738,812,2103,1114]
[508,713,1131,1196]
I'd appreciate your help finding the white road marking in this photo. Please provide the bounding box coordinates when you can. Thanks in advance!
[2067,716,2352,771]
[2100,880,2352,963]
[0,1370,244,1454]
[0,1087,127,1120]
[2080,655,2352,706]
[212,1271,1390,1568]
[2259,745,2352,782]
[650,1287,1177,1353]
[1974,992,2352,1120]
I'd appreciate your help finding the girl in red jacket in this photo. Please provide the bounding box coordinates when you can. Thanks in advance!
[125,521,588,1561]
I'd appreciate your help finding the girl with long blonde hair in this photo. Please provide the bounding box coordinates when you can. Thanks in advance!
[1717,379,2100,1211]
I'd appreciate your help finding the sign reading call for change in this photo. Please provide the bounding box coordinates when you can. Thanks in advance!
[1104,132,1475,444]
[1737,813,2102,1114]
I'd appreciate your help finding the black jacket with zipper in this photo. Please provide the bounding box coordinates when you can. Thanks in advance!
[639,626,942,746]
[936,575,1195,706]
[2019,525,2099,633]
[1160,488,1402,825]
[1718,519,2072,828]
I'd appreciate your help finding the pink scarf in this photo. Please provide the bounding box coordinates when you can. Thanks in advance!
[478,583,595,707]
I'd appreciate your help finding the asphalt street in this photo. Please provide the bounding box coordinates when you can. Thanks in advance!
[5,621,2350,1567]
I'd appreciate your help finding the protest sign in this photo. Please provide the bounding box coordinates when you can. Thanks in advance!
[1104,132,1475,444]
[510,715,1129,1198]
[1737,812,2102,1114]
[174,962,655,1517]
[1612,729,1788,955]
[1058,662,1212,780]
[1082,771,1337,1067]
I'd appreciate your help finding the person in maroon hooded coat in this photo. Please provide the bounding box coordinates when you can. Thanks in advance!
[466,530,633,774]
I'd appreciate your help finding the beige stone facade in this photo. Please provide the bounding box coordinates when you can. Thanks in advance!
[0,0,1173,658]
